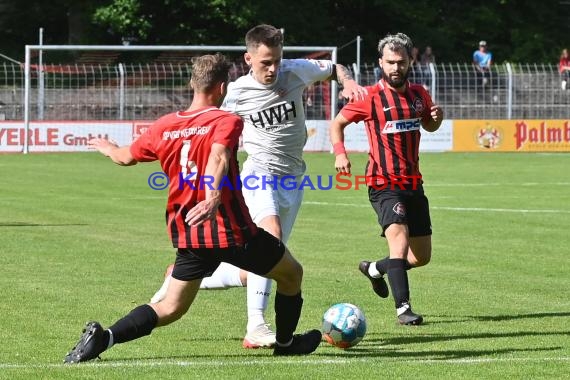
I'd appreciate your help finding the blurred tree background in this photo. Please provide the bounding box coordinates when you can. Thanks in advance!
[1,0,568,64]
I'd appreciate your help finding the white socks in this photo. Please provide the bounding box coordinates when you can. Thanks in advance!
[367,263,382,278]
[397,302,410,316]
[246,272,272,333]
[197,264,272,333]
[200,263,244,289]
[106,329,114,349]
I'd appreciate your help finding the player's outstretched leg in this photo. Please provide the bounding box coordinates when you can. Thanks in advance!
[150,264,174,304]
[150,262,275,348]
[150,262,244,303]
[64,304,159,364]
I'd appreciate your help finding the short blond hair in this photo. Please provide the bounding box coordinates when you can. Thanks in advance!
[190,53,231,92]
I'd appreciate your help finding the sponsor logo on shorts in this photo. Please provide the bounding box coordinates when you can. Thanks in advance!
[392,202,406,216]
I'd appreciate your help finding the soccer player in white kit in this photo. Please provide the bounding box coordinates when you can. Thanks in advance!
[151,24,366,348]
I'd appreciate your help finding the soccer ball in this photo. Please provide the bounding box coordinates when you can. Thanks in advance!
[322,303,367,349]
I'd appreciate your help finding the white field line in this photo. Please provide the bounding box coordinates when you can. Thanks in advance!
[303,201,570,214]
[0,356,569,369]
[431,206,570,214]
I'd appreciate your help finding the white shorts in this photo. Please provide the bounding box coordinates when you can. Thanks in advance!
[240,164,304,244]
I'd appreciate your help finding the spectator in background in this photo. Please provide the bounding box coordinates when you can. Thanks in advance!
[410,46,420,67]
[420,46,436,91]
[559,48,570,90]
[420,46,436,66]
[473,40,493,87]
[410,46,421,84]
[373,64,382,83]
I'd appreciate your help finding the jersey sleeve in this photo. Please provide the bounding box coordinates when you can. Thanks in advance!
[287,59,334,85]
[130,121,159,162]
[339,87,374,123]
[212,114,244,149]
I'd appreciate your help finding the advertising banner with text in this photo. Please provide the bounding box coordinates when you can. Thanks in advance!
[0,121,151,152]
[304,120,453,152]
[2,120,454,153]
[453,120,570,152]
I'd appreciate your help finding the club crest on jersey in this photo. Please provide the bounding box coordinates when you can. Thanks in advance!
[393,202,406,216]
[383,118,421,134]
[413,98,424,113]
[277,88,287,97]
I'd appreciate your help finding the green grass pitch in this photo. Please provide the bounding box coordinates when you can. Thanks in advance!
[1,151,569,379]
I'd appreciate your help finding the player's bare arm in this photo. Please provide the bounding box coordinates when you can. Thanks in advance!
[331,64,367,101]
[422,104,444,132]
[185,142,230,226]
[329,113,352,174]
[88,138,137,166]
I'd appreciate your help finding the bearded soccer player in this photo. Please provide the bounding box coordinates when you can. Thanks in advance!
[330,33,443,325]
[64,54,321,363]
[150,24,366,348]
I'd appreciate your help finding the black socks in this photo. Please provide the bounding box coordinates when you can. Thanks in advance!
[375,256,411,274]
[107,304,158,345]
[274,292,303,345]
[386,258,411,308]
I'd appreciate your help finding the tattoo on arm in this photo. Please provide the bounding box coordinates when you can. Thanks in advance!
[334,64,354,86]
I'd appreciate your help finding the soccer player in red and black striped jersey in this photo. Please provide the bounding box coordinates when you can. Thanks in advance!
[330,33,443,326]
[64,54,321,363]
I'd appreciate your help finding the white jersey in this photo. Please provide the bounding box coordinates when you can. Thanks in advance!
[222,59,334,176]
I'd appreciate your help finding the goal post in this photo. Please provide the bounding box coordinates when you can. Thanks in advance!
[22,44,338,154]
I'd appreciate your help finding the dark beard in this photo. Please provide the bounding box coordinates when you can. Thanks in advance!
[382,67,410,88]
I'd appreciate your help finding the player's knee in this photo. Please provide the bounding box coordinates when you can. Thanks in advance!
[258,216,282,240]
[409,249,431,267]
[290,260,303,285]
[272,259,303,292]
[414,253,431,267]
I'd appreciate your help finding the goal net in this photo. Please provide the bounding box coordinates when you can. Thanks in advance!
[16,44,338,153]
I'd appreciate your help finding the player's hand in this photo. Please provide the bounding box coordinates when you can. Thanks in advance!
[341,81,368,102]
[335,154,351,174]
[185,198,220,226]
[430,105,443,123]
[88,138,119,157]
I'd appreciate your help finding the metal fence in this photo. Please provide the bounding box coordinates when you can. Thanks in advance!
[1,61,568,121]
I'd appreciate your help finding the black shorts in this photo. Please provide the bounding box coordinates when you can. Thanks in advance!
[171,229,285,281]
[368,184,432,237]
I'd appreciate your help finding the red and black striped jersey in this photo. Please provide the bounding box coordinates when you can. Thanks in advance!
[130,107,258,249]
[340,79,434,186]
